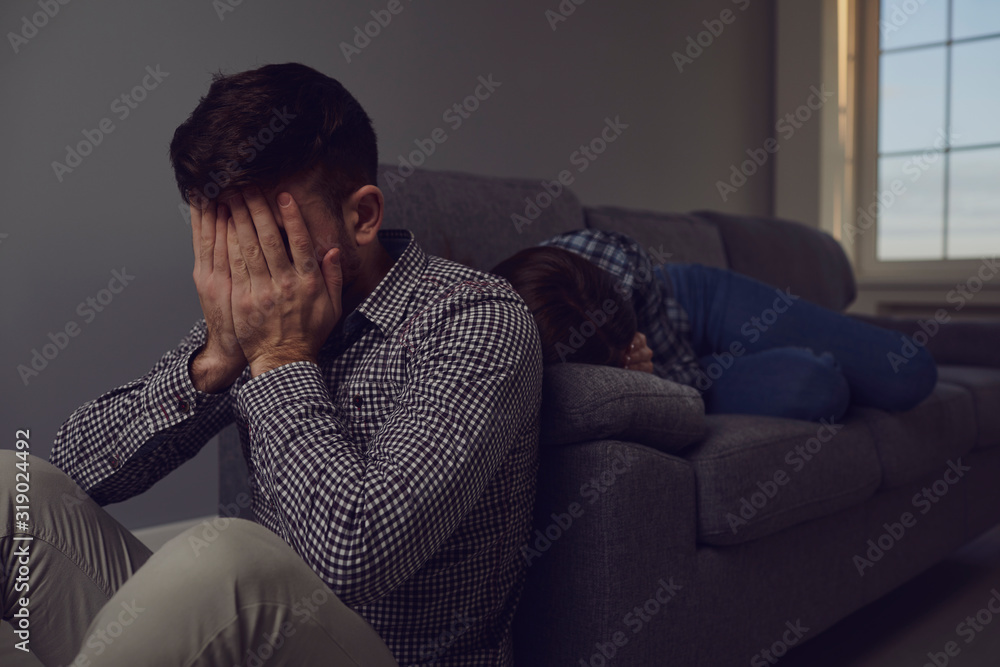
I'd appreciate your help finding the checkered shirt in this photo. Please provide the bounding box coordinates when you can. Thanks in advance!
[538,228,705,387]
[48,228,544,666]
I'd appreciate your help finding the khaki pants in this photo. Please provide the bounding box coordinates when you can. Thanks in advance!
[0,451,398,666]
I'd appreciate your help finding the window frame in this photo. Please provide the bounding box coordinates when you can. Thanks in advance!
[853,0,999,286]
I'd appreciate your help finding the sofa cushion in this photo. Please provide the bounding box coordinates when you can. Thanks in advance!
[690,413,881,546]
[854,381,978,490]
[584,206,729,268]
[936,366,1000,450]
[539,363,706,452]
[376,164,584,272]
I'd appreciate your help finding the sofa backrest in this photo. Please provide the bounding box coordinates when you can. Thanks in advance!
[584,205,730,267]
[377,165,585,273]
[693,209,857,311]
[376,164,857,311]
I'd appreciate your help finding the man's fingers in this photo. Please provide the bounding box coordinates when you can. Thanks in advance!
[227,190,271,282]
[227,216,250,287]
[277,192,318,272]
[198,198,218,269]
[214,203,230,275]
[191,195,214,271]
[321,247,343,303]
[242,187,293,274]
[190,201,202,266]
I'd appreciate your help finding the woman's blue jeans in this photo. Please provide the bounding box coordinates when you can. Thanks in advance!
[656,263,937,421]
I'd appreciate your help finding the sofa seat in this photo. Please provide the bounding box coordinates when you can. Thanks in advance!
[691,376,986,547]
[690,413,882,546]
[936,365,1000,450]
[855,380,977,491]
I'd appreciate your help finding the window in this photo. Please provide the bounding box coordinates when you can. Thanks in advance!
[874,0,1000,261]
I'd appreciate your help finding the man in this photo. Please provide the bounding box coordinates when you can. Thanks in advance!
[0,62,543,665]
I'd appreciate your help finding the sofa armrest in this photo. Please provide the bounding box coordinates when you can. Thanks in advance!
[512,439,697,664]
[850,313,1000,368]
[540,363,706,452]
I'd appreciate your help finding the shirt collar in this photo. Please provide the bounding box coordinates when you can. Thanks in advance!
[345,228,428,338]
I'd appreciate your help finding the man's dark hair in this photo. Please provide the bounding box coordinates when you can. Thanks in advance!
[490,246,637,367]
[169,62,378,216]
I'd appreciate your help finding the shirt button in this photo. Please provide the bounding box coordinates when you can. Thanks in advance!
[178,400,190,413]
[109,455,121,469]
[353,395,363,408]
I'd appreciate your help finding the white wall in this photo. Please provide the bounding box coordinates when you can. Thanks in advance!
[0,0,776,529]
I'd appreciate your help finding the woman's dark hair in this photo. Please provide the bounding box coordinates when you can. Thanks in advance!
[169,62,378,216]
[490,246,637,367]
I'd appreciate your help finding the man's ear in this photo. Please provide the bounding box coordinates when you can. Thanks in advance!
[345,185,385,246]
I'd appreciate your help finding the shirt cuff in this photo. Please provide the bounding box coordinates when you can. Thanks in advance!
[143,345,231,433]
[237,361,339,437]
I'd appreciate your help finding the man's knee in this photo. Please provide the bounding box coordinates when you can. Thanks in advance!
[0,450,95,511]
[159,517,288,577]
[145,518,323,612]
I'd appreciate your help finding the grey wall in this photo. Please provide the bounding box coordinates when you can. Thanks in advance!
[774,0,826,228]
[0,0,775,530]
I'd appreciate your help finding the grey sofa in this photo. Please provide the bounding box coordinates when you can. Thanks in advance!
[217,165,1000,666]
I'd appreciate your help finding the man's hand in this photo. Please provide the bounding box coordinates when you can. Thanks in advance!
[189,196,248,393]
[226,187,343,378]
[624,331,654,374]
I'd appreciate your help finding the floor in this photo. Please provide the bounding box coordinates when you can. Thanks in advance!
[781,523,1000,666]
[5,522,1000,665]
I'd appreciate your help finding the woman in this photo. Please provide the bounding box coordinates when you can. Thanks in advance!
[489,228,938,422]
